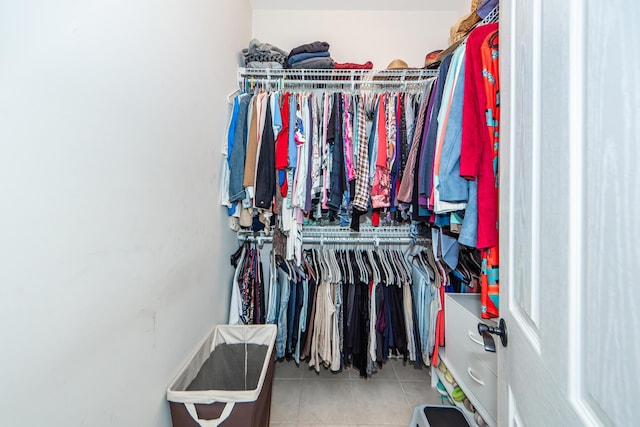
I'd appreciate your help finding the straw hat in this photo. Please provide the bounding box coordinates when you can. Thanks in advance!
[448,0,484,46]
[450,13,481,45]
[386,59,409,70]
[371,58,414,81]
[424,50,443,68]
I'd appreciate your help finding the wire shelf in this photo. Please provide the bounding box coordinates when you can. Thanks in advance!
[237,224,425,248]
[481,5,499,24]
[237,6,497,95]
[238,67,437,93]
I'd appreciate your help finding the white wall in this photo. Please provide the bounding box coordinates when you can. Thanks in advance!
[252,9,459,68]
[250,0,471,12]
[0,1,251,426]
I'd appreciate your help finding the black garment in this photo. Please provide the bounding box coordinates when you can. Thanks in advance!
[375,283,387,362]
[388,284,407,359]
[353,280,369,377]
[291,274,304,354]
[344,281,357,364]
[327,95,345,211]
[398,94,409,182]
[302,273,318,360]
[286,275,296,357]
[349,180,364,232]
[411,100,430,221]
[288,41,330,58]
[254,102,275,209]
[230,244,244,268]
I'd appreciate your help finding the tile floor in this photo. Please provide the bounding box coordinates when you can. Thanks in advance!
[269,358,445,427]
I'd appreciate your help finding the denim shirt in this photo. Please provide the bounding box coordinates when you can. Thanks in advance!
[228,94,252,203]
[438,45,471,204]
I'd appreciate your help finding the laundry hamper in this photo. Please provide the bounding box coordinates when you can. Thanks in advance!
[167,324,276,427]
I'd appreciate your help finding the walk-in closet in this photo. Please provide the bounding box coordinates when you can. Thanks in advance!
[3,0,637,426]
[223,1,500,425]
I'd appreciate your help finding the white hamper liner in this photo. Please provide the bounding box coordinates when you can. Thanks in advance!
[167,324,277,427]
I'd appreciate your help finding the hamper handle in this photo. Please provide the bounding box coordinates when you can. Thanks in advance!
[184,402,235,427]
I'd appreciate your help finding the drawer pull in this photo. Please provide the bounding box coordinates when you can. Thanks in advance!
[467,330,484,346]
[467,367,485,386]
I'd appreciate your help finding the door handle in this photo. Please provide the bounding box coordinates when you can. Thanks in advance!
[477,318,508,352]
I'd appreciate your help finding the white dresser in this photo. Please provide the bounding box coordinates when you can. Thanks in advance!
[431,293,498,427]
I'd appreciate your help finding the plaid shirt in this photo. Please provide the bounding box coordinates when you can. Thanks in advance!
[352,96,370,211]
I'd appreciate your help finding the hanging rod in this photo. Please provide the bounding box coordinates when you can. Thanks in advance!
[237,225,427,248]
[237,68,437,93]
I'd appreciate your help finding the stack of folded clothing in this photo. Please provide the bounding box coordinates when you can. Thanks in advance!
[242,38,288,69]
[333,61,374,70]
[286,41,334,69]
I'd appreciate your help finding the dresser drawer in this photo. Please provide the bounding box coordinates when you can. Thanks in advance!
[445,294,497,374]
[446,351,498,423]
[443,294,498,425]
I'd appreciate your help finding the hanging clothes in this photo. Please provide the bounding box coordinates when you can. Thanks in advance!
[225,44,501,315]
[232,243,460,374]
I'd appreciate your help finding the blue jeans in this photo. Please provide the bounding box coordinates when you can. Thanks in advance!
[294,278,309,364]
[266,259,280,325]
[275,266,291,359]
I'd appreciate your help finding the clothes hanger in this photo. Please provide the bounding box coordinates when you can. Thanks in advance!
[372,250,388,285]
[336,248,344,284]
[349,249,358,284]
[398,249,414,284]
[303,250,316,282]
[294,256,306,281]
[337,248,346,284]
[311,249,321,282]
[389,250,406,286]
[338,249,348,284]
[420,248,436,282]
[373,250,391,285]
[322,249,332,284]
[230,243,245,268]
[371,249,382,285]
[332,248,342,284]
[227,89,241,104]
[364,249,376,285]
[313,248,322,282]
[345,249,354,285]
[386,249,402,287]
[314,248,323,282]
[354,249,365,284]
[422,247,439,287]
[378,248,392,286]
[382,248,395,286]
[359,249,371,284]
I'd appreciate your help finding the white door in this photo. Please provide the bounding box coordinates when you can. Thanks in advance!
[499,0,640,425]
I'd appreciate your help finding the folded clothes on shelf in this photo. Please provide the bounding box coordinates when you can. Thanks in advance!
[242,38,288,67]
[290,56,335,69]
[288,41,330,57]
[287,51,331,67]
[333,61,374,70]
